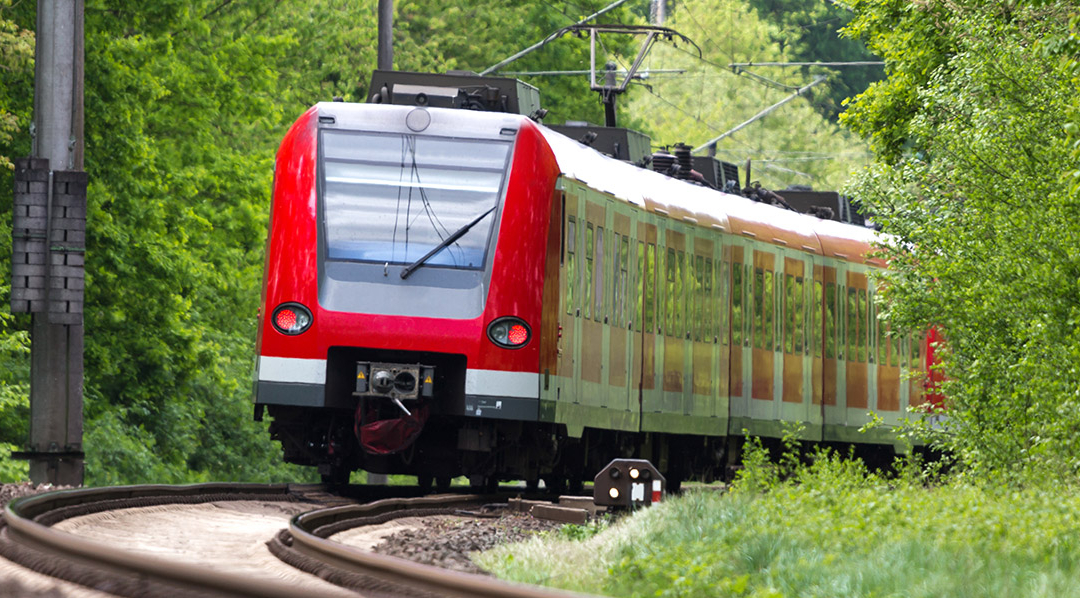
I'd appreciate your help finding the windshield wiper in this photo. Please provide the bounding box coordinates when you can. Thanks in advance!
[400,205,497,280]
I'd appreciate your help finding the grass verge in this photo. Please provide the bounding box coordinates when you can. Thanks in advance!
[475,448,1080,597]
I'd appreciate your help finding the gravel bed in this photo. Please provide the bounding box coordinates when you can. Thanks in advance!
[1,482,73,510]
[372,512,564,574]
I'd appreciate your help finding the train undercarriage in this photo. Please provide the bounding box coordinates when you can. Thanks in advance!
[261,402,747,492]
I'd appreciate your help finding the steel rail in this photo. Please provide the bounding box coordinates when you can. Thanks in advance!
[1,482,349,598]
[285,495,601,598]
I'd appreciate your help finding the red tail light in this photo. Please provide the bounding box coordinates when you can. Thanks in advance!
[272,303,312,335]
[487,317,531,349]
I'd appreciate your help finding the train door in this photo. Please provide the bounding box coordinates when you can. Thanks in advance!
[540,186,564,411]
[688,232,719,434]
[823,261,846,440]
[580,200,607,412]
[660,222,693,431]
[638,218,662,429]
[628,225,645,431]
[779,251,804,421]
[844,267,871,429]
[809,259,825,440]
[874,281,902,426]
[727,236,751,433]
[714,235,731,428]
[556,186,584,435]
[606,204,636,428]
[750,242,782,429]
[778,249,820,439]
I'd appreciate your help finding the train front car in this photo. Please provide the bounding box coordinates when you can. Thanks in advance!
[255,102,561,486]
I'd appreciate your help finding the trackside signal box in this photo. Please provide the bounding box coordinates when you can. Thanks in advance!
[593,459,665,508]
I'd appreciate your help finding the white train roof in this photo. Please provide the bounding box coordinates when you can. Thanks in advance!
[537,122,881,264]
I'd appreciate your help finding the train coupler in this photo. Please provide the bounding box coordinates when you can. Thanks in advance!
[354,362,435,400]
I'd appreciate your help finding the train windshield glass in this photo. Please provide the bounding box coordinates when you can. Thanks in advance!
[321,130,512,269]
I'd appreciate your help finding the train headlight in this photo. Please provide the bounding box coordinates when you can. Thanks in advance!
[272,303,313,335]
[487,317,531,349]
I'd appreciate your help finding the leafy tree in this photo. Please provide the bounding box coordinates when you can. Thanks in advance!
[0,0,32,482]
[747,0,884,122]
[842,1,1080,477]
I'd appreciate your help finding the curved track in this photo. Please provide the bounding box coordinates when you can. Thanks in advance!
[1,484,597,598]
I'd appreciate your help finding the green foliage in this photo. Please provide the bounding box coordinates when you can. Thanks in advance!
[841,1,1080,478]
[0,0,32,172]
[0,301,28,482]
[626,0,870,190]
[0,0,32,482]
[747,0,884,122]
[555,516,611,542]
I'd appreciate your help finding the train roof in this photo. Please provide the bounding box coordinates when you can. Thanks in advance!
[308,102,881,266]
[537,122,882,265]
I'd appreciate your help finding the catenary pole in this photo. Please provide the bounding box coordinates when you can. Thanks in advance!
[27,0,85,486]
[377,0,393,71]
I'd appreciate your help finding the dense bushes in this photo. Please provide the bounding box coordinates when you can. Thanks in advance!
[842,1,1080,478]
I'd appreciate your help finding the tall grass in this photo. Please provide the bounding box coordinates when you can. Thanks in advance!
[475,446,1080,597]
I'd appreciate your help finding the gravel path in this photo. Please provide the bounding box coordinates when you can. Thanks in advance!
[336,512,563,575]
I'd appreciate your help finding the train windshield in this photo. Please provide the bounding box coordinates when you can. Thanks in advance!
[321,130,512,270]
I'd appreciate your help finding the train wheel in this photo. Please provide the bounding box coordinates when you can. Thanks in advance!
[321,465,350,489]
[542,476,566,494]
[525,478,540,492]
[417,474,434,493]
[568,477,584,495]
[470,475,498,493]
[436,476,452,493]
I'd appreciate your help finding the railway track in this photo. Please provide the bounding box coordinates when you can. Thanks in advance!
[0,483,599,598]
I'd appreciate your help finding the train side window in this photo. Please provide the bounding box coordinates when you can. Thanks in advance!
[813,280,823,358]
[868,289,876,364]
[864,289,872,362]
[846,287,857,361]
[613,232,622,325]
[720,260,729,345]
[858,289,867,362]
[768,270,778,352]
[794,276,804,355]
[645,243,657,332]
[630,239,639,330]
[691,250,699,336]
[876,308,885,364]
[566,217,576,316]
[663,248,673,336]
[622,233,630,325]
[784,274,795,354]
[703,256,713,341]
[678,249,686,336]
[888,327,898,367]
[753,267,764,350]
[732,264,743,347]
[584,224,594,321]
[594,227,604,323]
[884,325,893,367]
[824,282,835,359]
[691,255,701,341]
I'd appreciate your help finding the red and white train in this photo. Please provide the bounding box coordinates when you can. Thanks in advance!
[254,73,936,488]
